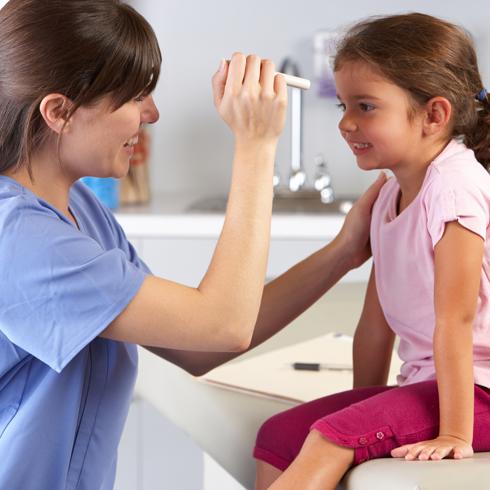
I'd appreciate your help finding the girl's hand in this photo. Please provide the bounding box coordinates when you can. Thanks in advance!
[334,172,387,269]
[391,435,474,461]
[211,53,288,147]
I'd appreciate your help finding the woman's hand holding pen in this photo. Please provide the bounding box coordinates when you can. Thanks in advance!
[212,53,288,149]
[334,172,387,269]
[391,435,474,461]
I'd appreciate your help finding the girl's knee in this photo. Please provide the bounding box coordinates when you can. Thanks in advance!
[304,429,355,463]
[255,410,310,466]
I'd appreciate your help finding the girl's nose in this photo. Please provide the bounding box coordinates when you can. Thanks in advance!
[141,95,160,124]
[338,112,357,134]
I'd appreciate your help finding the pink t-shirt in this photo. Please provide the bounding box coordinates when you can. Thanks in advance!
[371,139,490,387]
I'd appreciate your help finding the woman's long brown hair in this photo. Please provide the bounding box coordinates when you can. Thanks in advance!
[0,0,162,177]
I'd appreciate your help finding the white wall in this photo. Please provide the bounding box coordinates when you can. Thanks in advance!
[132,0,490,199]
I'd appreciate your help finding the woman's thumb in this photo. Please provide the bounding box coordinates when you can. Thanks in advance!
[361,172,387,207]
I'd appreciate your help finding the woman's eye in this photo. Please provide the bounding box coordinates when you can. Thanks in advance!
[336,102,346,112]
[134,95,145,103]
[360,103,375,112]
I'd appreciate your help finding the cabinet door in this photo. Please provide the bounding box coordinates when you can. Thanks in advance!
[138,237,371,285]
[141,237,217,286]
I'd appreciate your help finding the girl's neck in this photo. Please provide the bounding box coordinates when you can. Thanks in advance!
[393,138,450,214]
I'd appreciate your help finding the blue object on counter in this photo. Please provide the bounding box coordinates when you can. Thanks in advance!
[80,177,120,209]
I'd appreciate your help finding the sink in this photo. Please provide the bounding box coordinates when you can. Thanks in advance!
[187,191,357,215]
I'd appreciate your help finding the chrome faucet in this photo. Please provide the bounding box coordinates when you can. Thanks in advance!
[278,58,306,193]
[274,57,336,205]
[313,153,335,203]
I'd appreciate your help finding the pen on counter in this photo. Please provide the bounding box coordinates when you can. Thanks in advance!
[224,60,311,90]
[292,362,352,372]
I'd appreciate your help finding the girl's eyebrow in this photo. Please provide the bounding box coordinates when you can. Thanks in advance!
[351,94,382,101]
[336,94,381,101]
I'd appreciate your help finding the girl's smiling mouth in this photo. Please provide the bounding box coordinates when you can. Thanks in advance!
[349,141,373,155]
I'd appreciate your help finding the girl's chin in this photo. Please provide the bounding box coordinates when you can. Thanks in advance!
[356,158,379,171]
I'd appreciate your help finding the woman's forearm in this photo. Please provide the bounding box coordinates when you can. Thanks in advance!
[145,174,389,374]
[146,237,357,376]
[197,143,276,349]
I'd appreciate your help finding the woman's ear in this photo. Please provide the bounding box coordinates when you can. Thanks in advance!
[39,94,73,134]
[422,96,452,137]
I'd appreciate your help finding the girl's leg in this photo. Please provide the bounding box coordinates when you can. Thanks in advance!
[255,461,283,489]
[269,430,354,490]
[257,380,490,489]
[254,385,392,489]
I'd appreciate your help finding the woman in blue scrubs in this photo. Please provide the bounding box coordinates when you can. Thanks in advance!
[0,0,385,488]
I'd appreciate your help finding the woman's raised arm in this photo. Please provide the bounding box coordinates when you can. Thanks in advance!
[101,54,287,352]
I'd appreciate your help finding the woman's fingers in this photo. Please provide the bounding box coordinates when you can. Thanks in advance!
[243,54,262,89]
[225,52,247,95]
[274,73,287,101]
[211,59,229,108]
[357,172,387,213]
[259,59,276,95]
[213,52,287,143]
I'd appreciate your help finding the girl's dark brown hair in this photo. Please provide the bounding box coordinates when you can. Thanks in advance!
[334,13,490,168]
[0,0,162,176]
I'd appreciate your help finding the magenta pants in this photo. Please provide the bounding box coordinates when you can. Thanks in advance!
[254,381,490,469]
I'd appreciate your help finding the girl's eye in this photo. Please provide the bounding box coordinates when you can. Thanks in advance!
[336,102,346,112]
[360,103,375,112]
[134,95,145,103]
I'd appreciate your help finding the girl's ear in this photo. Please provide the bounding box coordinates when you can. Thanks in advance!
[39,94,73,134]
[422,96,452,137]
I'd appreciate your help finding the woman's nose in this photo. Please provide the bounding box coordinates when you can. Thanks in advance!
[141,95,160,124]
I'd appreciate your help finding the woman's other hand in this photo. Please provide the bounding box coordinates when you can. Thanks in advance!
[212,53,288,147]
[335,172,387,269]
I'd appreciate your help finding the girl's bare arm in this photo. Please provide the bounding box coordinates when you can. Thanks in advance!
[392,220,483,460]
[434,221,483,445]
[353,265,395,388]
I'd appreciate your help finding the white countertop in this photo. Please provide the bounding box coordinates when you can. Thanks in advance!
[114,192,346,239]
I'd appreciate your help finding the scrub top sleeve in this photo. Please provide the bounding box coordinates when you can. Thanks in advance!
[425,181,488,248]
[108,214,152,274]
[0,205,148,373]
[85,188,152,275]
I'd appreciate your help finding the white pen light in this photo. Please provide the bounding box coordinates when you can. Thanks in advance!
[280,73,311,90]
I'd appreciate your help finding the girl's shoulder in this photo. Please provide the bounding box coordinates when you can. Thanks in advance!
[428,140,490,188]
[423,140,490,203]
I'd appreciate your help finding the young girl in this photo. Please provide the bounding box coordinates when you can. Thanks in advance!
[0,0,385,488]
[254,13,490,490]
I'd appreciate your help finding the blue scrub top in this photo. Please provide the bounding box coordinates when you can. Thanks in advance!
[0,176,150,489]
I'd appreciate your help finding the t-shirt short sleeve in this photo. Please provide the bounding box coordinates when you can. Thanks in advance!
[0,197,148,373]
[425,176,489,248]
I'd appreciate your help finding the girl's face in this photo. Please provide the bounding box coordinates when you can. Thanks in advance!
[60,94,159,180]
[335,61,425,172]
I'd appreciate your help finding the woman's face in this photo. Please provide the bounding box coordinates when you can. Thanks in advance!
[60,94,159,180]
